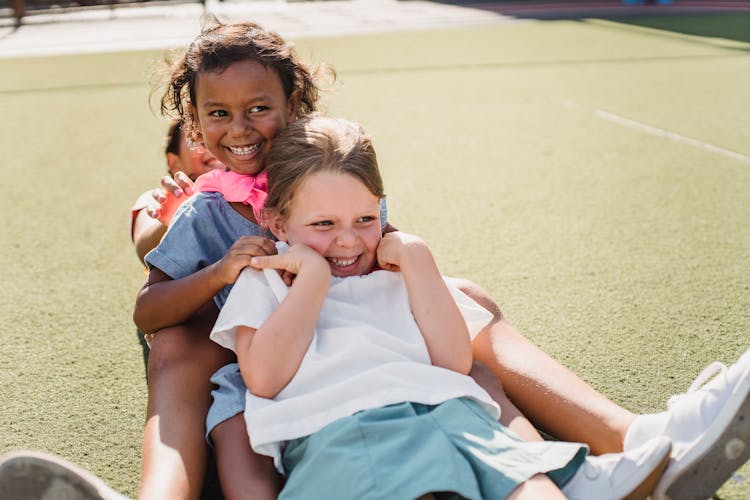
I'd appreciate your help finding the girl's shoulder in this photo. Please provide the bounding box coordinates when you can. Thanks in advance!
[163,191,224,221]
[183,191,229,210]
[172,192,270,236]
[177,191,239,220]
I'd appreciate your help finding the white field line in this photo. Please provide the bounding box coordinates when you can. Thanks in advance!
[594,109,750,165]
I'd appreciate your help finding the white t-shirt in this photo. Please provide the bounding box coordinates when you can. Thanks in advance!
[211,242,498,470]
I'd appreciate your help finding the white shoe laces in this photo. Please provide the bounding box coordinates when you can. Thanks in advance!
[667,361,727,408]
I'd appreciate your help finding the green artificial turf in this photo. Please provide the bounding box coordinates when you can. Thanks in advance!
[1,14,748,498]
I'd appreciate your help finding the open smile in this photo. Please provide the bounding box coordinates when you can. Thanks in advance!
[328,256,358,268]
[226,141,263,159]
[326,254,367,277]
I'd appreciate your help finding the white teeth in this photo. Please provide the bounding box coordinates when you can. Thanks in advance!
[227,143,261,156]
[330,257,357,267]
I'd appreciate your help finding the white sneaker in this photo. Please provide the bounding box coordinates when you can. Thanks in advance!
[563,436,671,500]
[0,451,129,500]
[636,348,750,500]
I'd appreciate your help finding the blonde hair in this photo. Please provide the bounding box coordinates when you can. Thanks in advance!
[264,115,384,221]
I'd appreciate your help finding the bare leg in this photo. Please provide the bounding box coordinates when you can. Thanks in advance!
[458,279,637,454]
[210,414,281,500]
[139,304,234,500]
[469,361,543,442]
[508,474,566,500]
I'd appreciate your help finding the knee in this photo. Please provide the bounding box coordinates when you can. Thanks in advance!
[147,325,197,379]
[147,325,234,384]
[454,278,503,321]
[212,415,281,500]
[469,360,505,394]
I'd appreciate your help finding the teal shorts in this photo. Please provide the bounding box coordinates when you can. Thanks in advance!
[279,398,587,500]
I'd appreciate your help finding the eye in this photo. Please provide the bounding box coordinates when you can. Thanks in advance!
[249,105,268,114]
[311,220,334,227]
[209,109,228,118]
[357,216,377,224]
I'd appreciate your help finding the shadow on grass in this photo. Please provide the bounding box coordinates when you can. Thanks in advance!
[136,330,149,382]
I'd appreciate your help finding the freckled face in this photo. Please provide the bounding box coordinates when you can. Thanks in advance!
[193,60,297,175]
[275,171,382,277]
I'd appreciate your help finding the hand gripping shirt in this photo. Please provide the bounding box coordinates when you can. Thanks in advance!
[211,242,498,471]
[144,192,273,309]
[144,193,389,309]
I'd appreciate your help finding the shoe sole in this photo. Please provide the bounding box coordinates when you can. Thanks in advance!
[621,442,672,500]
[0,451,120,500]
[653,368,750,500]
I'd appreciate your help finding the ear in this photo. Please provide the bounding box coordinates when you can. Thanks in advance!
[166,152,181,177]
[267,212,289,242]
[187,104,203,144]
[286,90,302,122]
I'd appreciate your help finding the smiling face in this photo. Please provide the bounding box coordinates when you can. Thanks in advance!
[272,171,382,277]
[193,59,298,176]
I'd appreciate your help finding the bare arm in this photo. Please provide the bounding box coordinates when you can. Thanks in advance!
[133,236,278,334]
[134,266,228,334]
[133,208,168,264]
[377,232,472,374]
[235,245,330,399]
[132,173,197,264]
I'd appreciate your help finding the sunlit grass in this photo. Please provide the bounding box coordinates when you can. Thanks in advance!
[1,15,748,497]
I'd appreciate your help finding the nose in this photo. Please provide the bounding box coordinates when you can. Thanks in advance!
[229,114,252,137]
[335,228,358,248]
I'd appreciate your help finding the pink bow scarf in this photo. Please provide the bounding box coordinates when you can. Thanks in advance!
[194,169,268,223]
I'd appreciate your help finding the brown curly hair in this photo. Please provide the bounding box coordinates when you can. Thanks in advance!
[160,19,329,142]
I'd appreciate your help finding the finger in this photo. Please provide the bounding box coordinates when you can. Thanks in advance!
[173,171,195,195]
[250,254,284,270]
[242,245,273,258]
[378,261,399,272]
[259,238,279,256]
[151,188,166,204]
[281,270,295,286]
[232,243,268,258]
[161,176,184,198]
[147,205,161,220]
[237,237,278,256]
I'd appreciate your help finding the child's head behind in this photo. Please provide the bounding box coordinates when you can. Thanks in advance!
[160,20,327,174]
[164,119,222,181]
[264,115,386,277]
